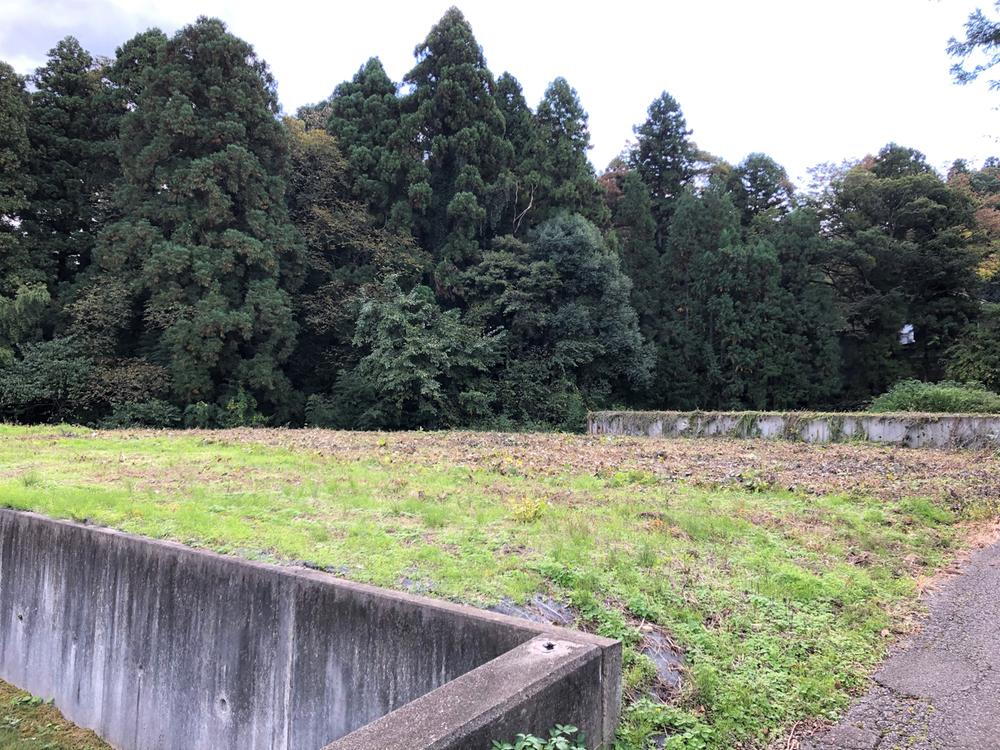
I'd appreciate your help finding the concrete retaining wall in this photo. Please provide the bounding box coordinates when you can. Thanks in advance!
[588,410,1000,448]
[0,510,620,750]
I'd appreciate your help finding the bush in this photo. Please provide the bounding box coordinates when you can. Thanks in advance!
[0,337,98,424]
[869,379,1000,413]
[304,394,340,428]
[183,401,221,428]
[101,400,182,428]
[220,388,268,428]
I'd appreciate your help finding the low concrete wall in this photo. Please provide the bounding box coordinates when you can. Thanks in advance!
[588,410,1000,448]
[0,510,620,750]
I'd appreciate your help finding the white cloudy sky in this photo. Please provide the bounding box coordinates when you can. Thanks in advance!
[1,0,997,184]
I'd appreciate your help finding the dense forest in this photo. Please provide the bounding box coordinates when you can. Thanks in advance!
[0,7,997,430]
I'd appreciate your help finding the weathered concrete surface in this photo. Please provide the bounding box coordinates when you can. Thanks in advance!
[327,637,607,749]
[0,510,620,750]
[588,411,1000,448]
[803,540,1000,749]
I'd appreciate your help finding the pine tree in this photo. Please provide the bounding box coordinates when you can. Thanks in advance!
[0,62,32,294]
[494,72,537,235]
[21,38,119,298]
[764,210,842,407]
[613,171,659,342]
[728,152,796,229]
[630,91,699,246]
[324,58,416,233]
[96,17,302,418]
[400,7,515,297]
[0,63,51,367]
[107,29,167,109]
[656,189,772,408]
[530,77,607,226]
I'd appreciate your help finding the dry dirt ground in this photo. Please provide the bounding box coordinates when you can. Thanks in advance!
[190,428,1000,506]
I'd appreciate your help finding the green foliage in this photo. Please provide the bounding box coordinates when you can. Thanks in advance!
[655,189,767,408]
[1,9,995,428]
[948,2,1000,89]
[183,402,221,429]
[820,144,980,400]
[948,302,1000,390]
[283,116,425,401]
[725,152,796,228]
[101,400,182,428]
[492,725,584,750]
[613,172,660,343]
[21,37,119,298]
[0,284,50,363]
[0,680,110,750]
[0,338,96,424]
[869,379,1000,413]
[334,277,500,429]
[465,214,650,427]
[529,78,607,226]
[400,7,515,296]
[221,388,268,427]
[508,495,547,523]
[630,92,700,243]
[494,72,537,234]
[617,700,714,750]
[96,18,302,417]
[0,61,31,296]
[323,57,414,232]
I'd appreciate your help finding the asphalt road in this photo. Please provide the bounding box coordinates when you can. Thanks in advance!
[803,539,1000,750]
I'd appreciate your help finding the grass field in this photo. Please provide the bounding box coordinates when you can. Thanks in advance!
[2,425,999,749]
[0,680,109,750]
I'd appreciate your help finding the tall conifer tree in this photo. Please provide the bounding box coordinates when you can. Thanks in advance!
[96,18,301,416]
[630,91,699,246]
[0,62,49,363]
[400,7,515,297]
[0,62,31,293]
[531,77,607,226]
[613,171,659,343]
[21,38,119,298]
[494,72,537,235]
[325,58,416,233]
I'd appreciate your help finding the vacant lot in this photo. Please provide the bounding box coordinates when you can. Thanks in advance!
[2,426,999,749]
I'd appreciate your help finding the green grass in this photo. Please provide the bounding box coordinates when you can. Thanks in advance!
[0,682,109,749]
[0,426,987,749]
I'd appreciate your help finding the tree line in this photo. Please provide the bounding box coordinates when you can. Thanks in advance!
[0,7,997,430]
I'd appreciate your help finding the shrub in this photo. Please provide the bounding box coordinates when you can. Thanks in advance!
[101,400,182,428]
[304,394,339,428]
[509,496,547,523]
[492,724,585,750]
[183,402,221,428]
[220,388,268,428]
[0,337,98,424]
[869,379,1000,413]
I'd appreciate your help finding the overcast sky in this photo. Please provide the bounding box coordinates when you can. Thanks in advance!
[1,0,997,184]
